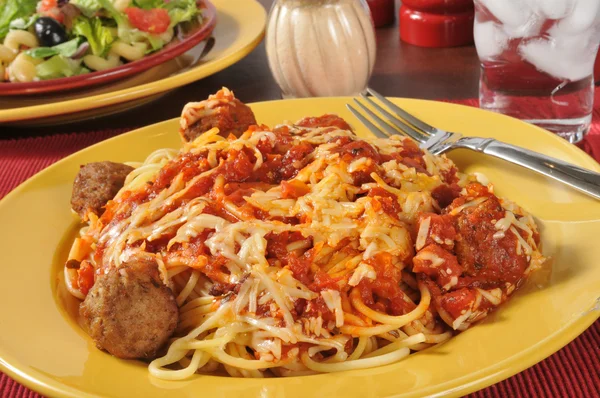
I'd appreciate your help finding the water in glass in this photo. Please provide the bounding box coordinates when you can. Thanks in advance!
[474,0,600,143]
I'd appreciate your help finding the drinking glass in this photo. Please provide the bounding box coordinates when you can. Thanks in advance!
[265,0,376,99]
[473,0,600,143]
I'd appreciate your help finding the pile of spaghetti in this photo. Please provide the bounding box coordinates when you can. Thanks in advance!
[65,88,545,379]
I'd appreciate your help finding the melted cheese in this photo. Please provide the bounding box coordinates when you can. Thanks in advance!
[449,197,488,216]
[321,289,344,327]
[414,250,445,268]
[415,216,431,251]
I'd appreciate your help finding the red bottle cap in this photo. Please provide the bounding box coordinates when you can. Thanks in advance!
[399,4,475,48]
[401,0,474,13]
[367,0,395,28]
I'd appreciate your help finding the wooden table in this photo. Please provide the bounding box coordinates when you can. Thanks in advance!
[2,0,480,137]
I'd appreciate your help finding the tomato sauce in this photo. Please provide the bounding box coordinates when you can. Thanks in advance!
[279,143,314,180]
[281,180,310,199]
[333,140,381,163]
[77,261,95,295]
[416,212,456,250]
[440,166,459,185]
[413,244,462,288]
[152,152,208,195]
[333,140,383,185]
[286,251,313,285]
[449,185,528,286]
[296,114,352,131]
[266,232,307,265]
[303,296,336,322]
[431,183,461,209]
[357,253,415,315]
[201,255,231,284]
[438,288,477,320]
[221,149,255,182]
[368,187,402,219]
[309,272,341,292]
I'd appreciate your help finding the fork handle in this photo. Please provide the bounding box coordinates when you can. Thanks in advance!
[459,138,600,200]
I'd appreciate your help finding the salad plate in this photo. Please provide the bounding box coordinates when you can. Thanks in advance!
[0,0,266,126]
[0,0,217,96]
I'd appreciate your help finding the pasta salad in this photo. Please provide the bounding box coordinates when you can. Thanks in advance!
[0,0,203,82]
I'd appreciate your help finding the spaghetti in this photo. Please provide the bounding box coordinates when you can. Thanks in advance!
[64,89,544,379]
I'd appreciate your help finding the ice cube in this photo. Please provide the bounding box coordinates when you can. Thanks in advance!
[524,0,575,20]
[548,23,597,51]
[553,0,600,34]
[548,24,600,66]
[502,13,544,38]
[539,0,575,19]
[478,0,534,27]
[519,37,596,81]
[474,21,509,60]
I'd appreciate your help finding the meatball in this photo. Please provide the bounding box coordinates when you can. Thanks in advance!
[182,98,257,142]
[450,189,528,287]
[71,161,134,219]
[79,258,179,359]
[413,183,534,330]
[295,114,352,130]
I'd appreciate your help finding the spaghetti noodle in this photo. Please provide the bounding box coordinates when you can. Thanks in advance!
[64,89,544,379]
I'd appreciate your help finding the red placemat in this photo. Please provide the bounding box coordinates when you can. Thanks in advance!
[0,96,599,398]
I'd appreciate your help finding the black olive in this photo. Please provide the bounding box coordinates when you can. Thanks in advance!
[34,17,68,47]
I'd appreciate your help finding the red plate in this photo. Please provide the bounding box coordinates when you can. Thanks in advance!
[0,0,216,96]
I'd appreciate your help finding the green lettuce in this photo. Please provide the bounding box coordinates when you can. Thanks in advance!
[165,0,198,28]
[70,0,103,18]
[8,14,39,30]
[72,16,116,57]
[97,0,128,25]
[0,0,38,39]
[26,38,82,59]
[132,0,164,9]
[36,55,88,79]
[145,35,165,52]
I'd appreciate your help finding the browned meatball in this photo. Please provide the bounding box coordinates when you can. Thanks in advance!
[447,183,529,288]
[79,258,179,359]
[182,98,257,142]
[71,161,134,219]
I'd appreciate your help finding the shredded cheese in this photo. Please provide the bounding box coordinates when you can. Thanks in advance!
[415,216,431,250]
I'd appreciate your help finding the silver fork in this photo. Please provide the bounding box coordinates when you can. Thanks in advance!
[347,88,600,200]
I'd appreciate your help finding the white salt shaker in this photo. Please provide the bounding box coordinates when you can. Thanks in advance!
[266,0,377,98]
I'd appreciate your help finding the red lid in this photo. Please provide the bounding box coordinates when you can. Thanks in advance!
[367,0,395,28]
[399,5,474,48]
[402,0,474,13]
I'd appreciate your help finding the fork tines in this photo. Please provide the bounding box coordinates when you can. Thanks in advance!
[347,88,436,143]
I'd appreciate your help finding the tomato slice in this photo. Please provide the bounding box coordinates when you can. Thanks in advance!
[38,0,58,12]
[37,0,65,23]
[125,7,171,34]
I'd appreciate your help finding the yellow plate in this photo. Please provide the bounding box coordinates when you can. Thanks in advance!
[0,0,266,126]
[0,98,598,398]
